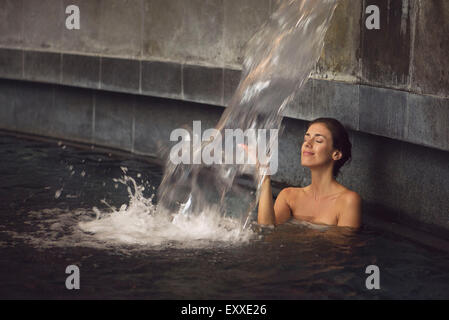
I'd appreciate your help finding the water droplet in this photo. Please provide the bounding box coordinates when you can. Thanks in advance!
[55,188,63,199]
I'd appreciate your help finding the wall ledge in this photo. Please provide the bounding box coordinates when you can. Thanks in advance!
[1,48,448,152]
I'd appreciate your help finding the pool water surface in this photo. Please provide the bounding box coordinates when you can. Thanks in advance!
[0,133,448,299]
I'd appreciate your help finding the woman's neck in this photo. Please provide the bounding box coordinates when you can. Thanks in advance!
[309,167,338,200]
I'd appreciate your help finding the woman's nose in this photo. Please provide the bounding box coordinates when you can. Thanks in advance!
[304,140,313,148]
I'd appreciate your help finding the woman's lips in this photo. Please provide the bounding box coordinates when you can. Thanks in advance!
[303,151,314,156]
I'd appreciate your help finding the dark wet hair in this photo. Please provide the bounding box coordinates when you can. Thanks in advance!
[307,118,352,178]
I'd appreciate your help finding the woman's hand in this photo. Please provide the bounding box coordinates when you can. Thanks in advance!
[238,143,291,226]
[237,143,271,176]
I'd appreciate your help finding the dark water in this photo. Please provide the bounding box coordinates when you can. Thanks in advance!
[0,133,448,299]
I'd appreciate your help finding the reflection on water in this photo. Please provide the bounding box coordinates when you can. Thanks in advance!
[1,134,449,299]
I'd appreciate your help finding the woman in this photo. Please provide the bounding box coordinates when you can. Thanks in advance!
[258,118,362,229]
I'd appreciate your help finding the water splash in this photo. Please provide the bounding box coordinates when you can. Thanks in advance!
[5,169,254,252]
[77,168,255,248]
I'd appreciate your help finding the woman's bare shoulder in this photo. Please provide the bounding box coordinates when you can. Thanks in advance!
[338,188,362,203]
[278,186,306,201]
[336,188,362,216]
[336,189,362,228]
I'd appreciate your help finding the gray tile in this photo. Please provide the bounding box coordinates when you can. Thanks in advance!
[313,79,359,131]
[0,79,18,131]
[100,57,140,93]
[223,68,242,106]
[361,0,411,88]
[48,86,93,143]
[283,79,313,120]
[94,91,134,151]
[179,0,224,64]
[22,0,63,50]
[399,141,449,229]
[183,64,223,105]
[411,1,449,97]
[134,97,176,158]
[61,0,103,54]
[0,48,22,79]
[350,131,405,221]
[143,0,224,64]
[359,85,407,140]
[24,50,61,83]
[98,0,142,57]
[0,0,23,47]
[2,81,93,143]
[223,0,270,66]
[406,94,449,151]
[317,0,361,79]
[62,53,100,89]
[134,95,223,158]
[142,0,185,59]
[141,60,182,98]
[13,81,55,136]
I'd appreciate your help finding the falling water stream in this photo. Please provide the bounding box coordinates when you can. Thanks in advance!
[155,0,340,237]
[58,0,340,248]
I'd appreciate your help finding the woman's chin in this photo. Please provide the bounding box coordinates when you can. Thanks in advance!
[301,161,312,168]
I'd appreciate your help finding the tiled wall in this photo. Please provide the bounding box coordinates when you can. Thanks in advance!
[1,47,448,152]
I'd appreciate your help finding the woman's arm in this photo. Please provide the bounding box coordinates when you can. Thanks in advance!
[257,176,292,226]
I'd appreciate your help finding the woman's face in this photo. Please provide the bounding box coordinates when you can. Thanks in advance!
[301,123,340,169]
